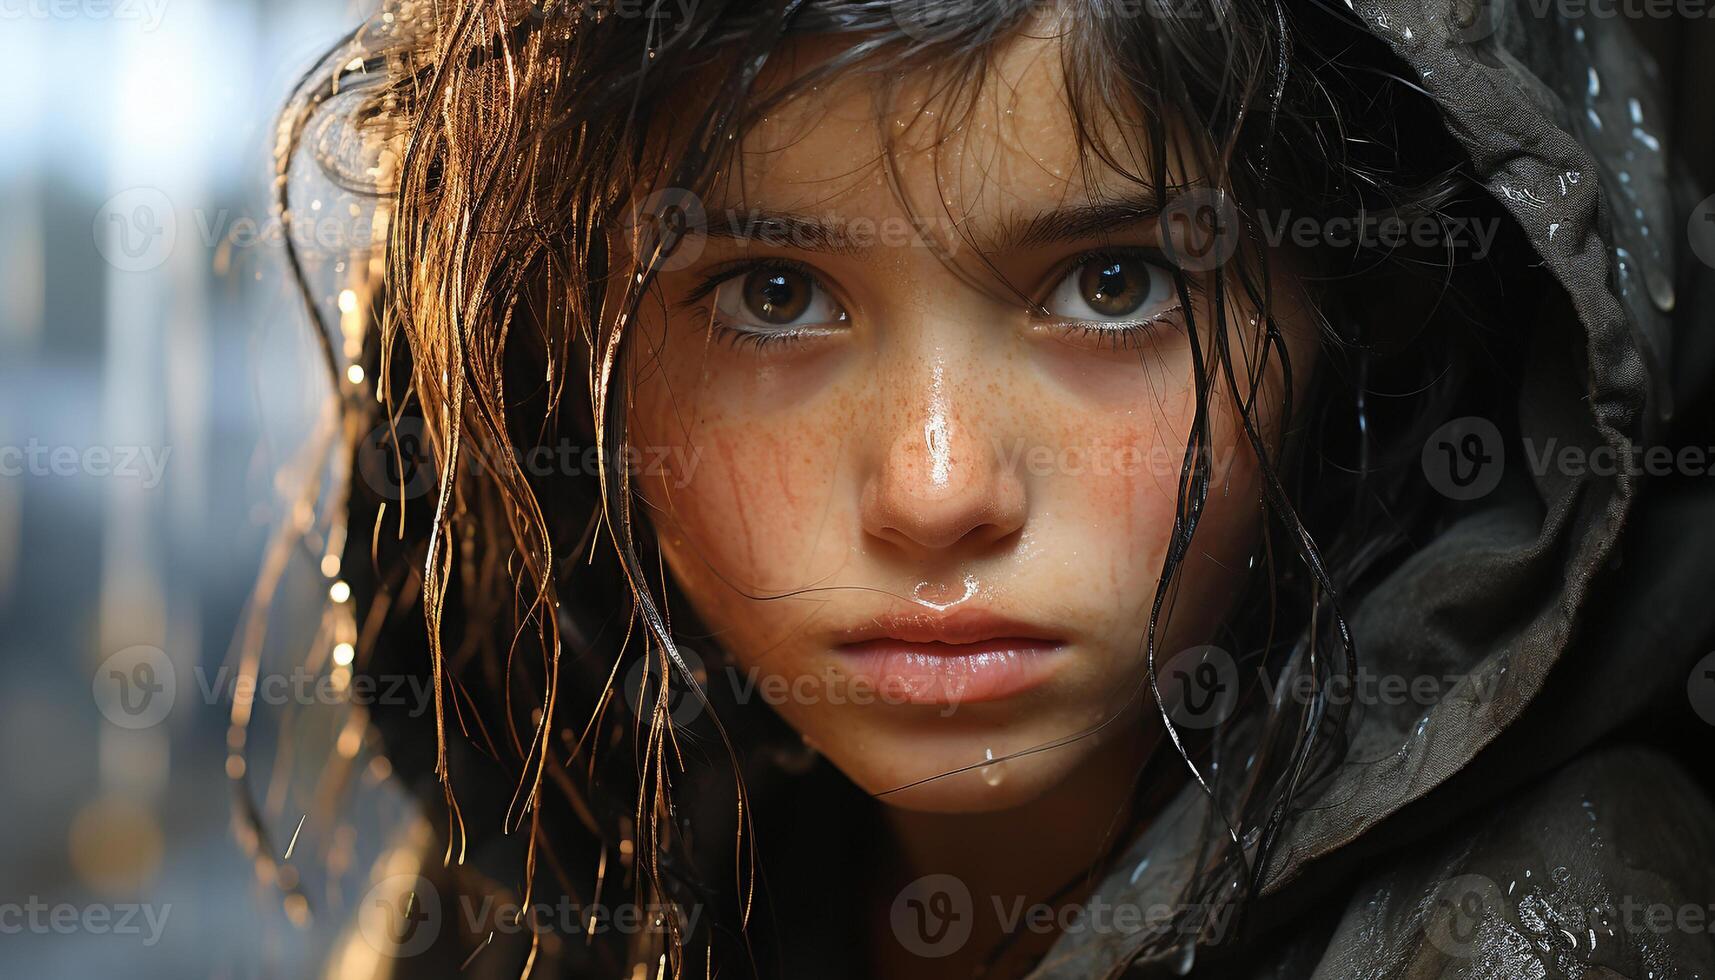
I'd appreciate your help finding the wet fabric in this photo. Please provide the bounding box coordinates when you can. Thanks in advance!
[1032,1,1715,977]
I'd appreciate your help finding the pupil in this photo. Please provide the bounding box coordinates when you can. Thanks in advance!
[1079,258,1146,317]
[745,269,811,324]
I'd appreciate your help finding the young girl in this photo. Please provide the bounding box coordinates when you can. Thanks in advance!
[260,1,1715,977]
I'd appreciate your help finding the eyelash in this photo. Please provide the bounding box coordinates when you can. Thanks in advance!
[681,257,834,352]
[1032,247,1192,351]
[678,248,1196,352]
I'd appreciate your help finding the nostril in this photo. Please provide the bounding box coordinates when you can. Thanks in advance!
[860,473,1026,557]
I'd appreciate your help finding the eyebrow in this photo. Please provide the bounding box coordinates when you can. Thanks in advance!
[693,192,1165,255]
[988,193,1165,251]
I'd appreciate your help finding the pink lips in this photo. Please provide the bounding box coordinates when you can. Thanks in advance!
[833,611,1066,705]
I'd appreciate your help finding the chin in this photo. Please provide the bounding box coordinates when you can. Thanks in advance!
[822,724,1100,814]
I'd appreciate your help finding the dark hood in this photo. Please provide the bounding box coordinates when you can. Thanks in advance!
[1041,3,1715,977]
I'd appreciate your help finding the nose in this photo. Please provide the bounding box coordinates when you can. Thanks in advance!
[860,361,1026,557]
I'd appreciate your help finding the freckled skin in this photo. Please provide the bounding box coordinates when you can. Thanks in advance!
[624,29,1317,815]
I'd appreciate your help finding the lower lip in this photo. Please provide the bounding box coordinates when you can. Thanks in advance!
[834,639,1065,705]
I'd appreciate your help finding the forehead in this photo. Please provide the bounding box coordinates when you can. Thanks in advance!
[704,25,1160,227]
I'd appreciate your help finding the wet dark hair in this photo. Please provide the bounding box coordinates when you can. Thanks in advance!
[250,0,1525,975]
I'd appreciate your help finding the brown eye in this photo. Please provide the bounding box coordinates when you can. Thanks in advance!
[1045,252,1177,324]
[1077,256,1150,317]
[742,268,813,324]
[712,263,848,334]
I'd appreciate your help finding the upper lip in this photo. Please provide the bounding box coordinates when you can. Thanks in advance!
[833,609,1064,648]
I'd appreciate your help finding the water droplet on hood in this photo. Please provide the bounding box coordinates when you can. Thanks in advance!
[1129,857,1151,885]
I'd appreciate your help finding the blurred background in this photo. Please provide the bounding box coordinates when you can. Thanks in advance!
[0,1,400,976]
[3,4,1715,979]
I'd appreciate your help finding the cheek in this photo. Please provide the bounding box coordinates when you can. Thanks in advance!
[1036,380,1258,609]
[631,362,861,611]
[1041,422,1183,595]
[667,431,829,566]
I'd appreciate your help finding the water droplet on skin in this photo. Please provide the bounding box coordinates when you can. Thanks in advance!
[981,748,1006,787]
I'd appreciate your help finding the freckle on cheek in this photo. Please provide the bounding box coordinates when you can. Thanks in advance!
[708,433,759,576]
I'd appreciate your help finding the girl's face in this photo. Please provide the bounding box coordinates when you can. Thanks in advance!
[625,28,1317,812]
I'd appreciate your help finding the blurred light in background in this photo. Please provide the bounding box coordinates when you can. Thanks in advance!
[0,1,379,975]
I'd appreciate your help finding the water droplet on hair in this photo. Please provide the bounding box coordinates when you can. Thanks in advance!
[980,748,1007,787]
[1172,940,1196,975]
